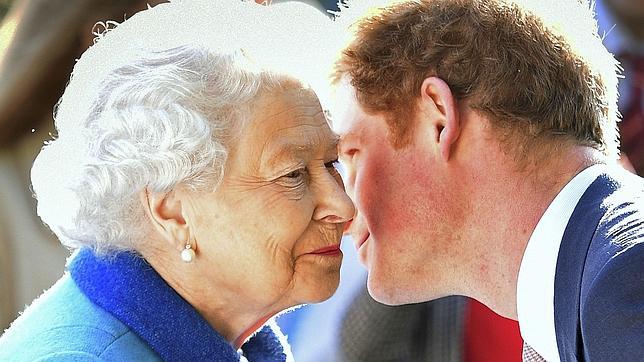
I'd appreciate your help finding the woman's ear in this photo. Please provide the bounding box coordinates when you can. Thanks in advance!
[419,77,460,161]
[140,188,190,252]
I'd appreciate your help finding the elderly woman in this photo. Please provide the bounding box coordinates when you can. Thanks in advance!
[0,1,353,360]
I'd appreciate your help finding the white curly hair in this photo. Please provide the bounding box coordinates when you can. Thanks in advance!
[31,0,333,254]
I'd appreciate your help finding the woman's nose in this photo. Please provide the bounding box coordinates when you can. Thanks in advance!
[313,174,356,224]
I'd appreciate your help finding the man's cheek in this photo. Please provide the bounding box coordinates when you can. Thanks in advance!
[338,161,354,190]
[354,181,381,222]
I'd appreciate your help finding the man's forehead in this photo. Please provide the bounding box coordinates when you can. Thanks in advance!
[330,80,361,136]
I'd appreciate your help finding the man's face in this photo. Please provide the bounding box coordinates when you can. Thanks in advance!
[333,81,467,305]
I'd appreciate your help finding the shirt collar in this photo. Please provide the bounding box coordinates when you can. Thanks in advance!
[516,164,605,362]
[68,248,289,361]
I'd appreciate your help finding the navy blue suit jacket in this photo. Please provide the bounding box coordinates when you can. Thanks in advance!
[554,169,644,361]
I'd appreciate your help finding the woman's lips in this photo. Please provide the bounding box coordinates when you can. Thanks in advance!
[309,244,342,256]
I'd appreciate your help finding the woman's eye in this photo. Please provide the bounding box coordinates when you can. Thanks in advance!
[284,169,305,180]
[285,170,301,179]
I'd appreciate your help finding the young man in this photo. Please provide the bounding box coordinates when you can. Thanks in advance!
[331,0,644,360]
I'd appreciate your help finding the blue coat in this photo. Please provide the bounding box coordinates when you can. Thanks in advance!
[555,169,644,361]
[0,249,292,361]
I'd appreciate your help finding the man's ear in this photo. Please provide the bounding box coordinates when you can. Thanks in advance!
[140,188,190,252]
[419,77,460,161]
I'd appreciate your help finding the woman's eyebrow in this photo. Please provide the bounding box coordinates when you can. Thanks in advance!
[261,141,315,170]
[263,134,339,168]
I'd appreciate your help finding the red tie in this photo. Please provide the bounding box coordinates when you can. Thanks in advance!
[619,52,644,175]
[464,298,523,362]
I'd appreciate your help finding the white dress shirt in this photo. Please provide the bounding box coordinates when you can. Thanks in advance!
[516,164,606,361]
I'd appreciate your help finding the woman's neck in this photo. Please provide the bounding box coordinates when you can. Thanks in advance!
[141,248,287,349]
[233,315,274,348]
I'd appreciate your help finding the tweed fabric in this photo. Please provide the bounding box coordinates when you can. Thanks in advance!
[340,284,465,362]
[522,342,548,362]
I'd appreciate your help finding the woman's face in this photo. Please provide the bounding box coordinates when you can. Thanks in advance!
[183,85,354,312]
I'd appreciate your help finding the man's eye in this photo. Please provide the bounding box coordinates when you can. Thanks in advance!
[325,159,345,176]
[325,159,340,170]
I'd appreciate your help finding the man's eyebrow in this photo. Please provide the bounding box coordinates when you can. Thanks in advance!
[337,130,358,148]
[328,134,340,153]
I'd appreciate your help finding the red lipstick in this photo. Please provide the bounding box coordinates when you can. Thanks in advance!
[309,245,342,256]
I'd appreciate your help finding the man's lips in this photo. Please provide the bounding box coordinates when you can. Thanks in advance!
[308,244,342,256]
[355,232,370,250]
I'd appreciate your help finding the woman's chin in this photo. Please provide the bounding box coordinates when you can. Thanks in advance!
[296,270,341,304]
[286,251,342,303]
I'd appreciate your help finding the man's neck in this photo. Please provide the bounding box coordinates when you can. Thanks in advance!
[463,146,604,319]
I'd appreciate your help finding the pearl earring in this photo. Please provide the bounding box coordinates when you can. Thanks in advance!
[181,241,196,263]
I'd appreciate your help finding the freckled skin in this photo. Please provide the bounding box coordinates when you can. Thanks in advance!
[181,85,354,329]
[334,83,468,305]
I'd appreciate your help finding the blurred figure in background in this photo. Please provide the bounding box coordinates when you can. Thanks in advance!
[597,0,644,175]
[0,0,167,332]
